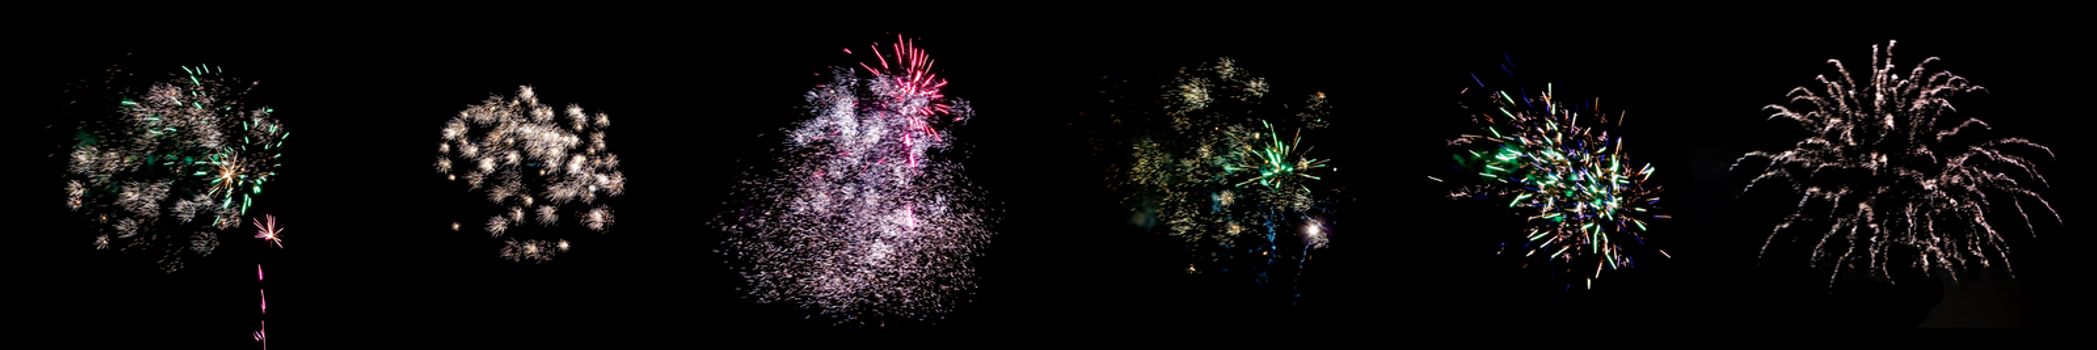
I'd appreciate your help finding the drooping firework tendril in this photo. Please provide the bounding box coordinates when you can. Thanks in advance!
[1734,40,2059,288]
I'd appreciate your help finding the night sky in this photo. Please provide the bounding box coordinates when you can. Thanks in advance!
[12,17,2087,346]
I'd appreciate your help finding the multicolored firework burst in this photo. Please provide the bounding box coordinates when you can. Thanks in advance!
[1105,58,1335,292]
[718,37,996,323]
[1734,40,2058,287]
[1440,80,1666,289]
[436,86,625,263]
[63,64,287,272]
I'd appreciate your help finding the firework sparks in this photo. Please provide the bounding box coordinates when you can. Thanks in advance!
[1228,120,1328,213]
[1446,80,1666,288]
[1302,219,1329,249]
[1102,58,1336,294]
[61,64,286,272]
[1735,40,2058,287]
[253,214,284,249]
[436,86,624,263]
[720,37,996,323]
[251,215,283,350]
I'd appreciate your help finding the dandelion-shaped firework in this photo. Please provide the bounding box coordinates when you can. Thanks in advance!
[1111,58,1334,288]
[1441,81,1665,289]
[1735,41,2058,287]
[435,86,625,262]
[63,64,286,272]
[719,37,995,323]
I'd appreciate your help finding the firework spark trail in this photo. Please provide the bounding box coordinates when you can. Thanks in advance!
[1108,58,1334,294]
[255,264,267,349]
[436,86,624,262]
[252,215,282,350]
[1445,78,1666,289]
[63,65,286,272]
[1734,40,2058,287]
[721,37,994,323]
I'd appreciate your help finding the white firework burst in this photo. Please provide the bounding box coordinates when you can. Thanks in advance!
[720,38,996,323]
[437,86,624,263]
[1735,40,2060,287]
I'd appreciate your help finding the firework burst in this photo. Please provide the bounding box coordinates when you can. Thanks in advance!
[1441,80,1666,289]
[1102,58,1336,293]
[436,86,625,263]
[1228,120,1329,210]
[719,36,995,323]
[254,214,284,249]
[1734,40,2058,287]
[62,64,286,272]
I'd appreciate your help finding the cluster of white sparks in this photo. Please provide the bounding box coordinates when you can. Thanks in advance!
[64,65,285,272]
[437,86,625,262]
[1735,41,2059,287]
[721,38,995,323]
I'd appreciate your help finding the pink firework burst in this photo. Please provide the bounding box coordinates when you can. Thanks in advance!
[857,35,953,119]
[253,214,284,249]
[853,35,958,167]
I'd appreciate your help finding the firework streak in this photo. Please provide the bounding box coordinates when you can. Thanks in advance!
[64,64,286,272]
[1441,80,1666,289]
[1734,40,2058,287]
[719,37,996,323]
[436,86,625,262]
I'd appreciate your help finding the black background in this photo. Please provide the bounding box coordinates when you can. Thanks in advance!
[12,16,2087,346]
